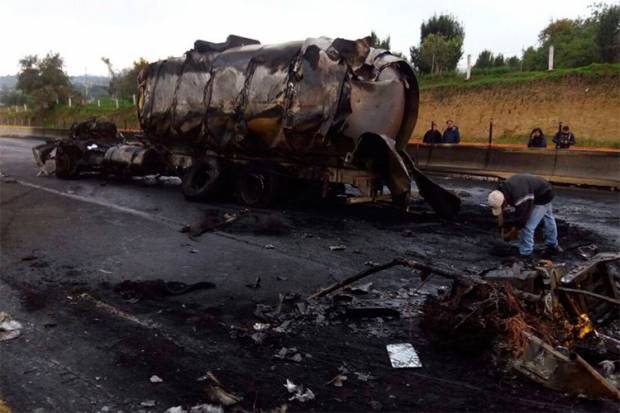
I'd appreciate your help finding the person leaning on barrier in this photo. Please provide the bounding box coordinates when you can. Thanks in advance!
[423,121,442,144]
[442,119,460,144]
[527,128,547,148]
[553,125,576,149]
[487,174,563,258]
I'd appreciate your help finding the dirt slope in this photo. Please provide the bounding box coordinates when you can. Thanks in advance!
[415,72,620,146]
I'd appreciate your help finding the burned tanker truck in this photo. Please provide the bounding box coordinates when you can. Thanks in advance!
[34,35,459,216]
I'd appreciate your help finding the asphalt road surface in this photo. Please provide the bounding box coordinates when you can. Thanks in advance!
[1,137,618,412]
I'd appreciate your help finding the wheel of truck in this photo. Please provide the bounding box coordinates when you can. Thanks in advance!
[55,145,80,179]
[236,164,275,207]
[182,158,222,202]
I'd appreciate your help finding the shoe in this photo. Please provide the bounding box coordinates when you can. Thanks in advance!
[545,244,564,255]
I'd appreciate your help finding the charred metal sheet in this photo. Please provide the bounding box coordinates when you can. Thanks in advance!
[514,332,620,400]
[138,35,419,157]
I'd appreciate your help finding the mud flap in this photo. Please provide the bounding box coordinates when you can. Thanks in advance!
[353,133,460,217]
[398,148,461,218]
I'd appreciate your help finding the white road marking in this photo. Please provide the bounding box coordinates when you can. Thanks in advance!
[14,179,183,229]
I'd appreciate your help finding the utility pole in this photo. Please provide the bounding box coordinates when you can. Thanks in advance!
[548,45,554,71]
[84,67,89,100]
[466,54,472,80]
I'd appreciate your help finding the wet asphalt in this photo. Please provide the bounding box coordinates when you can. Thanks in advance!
[0,137,618,413]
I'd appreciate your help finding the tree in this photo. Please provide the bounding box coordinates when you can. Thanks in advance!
[16,52,75,111]
[421,14,465,42]
[413,33,462,74]
[369,30,391,50]
[592,3,620,63]
[410,14,464,74]
[522,46,545,71]
[474,50,494,69]
[493,53,505,67]
[506,56,521,68]
[102,57,149,99]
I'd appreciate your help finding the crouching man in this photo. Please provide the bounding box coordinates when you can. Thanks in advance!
[487,174,562,257]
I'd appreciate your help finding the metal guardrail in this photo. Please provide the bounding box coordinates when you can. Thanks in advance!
[1,126,618,188]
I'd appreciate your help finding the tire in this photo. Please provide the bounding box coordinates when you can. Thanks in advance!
[236,163,275,207]
[182,158,222,202]
[55,145,80,179]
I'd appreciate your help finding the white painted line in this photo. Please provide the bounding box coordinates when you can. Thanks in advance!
[14,179,183,229]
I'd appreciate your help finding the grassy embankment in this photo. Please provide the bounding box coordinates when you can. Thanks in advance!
[418,63,620,90]
[0,97,139,130]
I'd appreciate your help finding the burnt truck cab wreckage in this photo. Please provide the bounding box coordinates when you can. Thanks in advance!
[33,35,460,216]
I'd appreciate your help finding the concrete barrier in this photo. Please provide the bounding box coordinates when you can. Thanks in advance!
[407,143,620,188]
[2,125,618,188]
[0,126,68,140]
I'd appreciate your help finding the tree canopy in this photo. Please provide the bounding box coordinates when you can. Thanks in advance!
[369,31,391,50]
[410,14,464,74]
[15,52,76,111]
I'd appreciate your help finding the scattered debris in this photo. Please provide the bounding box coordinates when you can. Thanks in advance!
[181,209,249,238]
[164,407,186,413]
[204,371,242,406]
[308,257,466,300]
[0,312,23,342]
[246,277,261,289]
[327,374,348,387]
[284,379,315,402]
[346,281,373,294]
[254,214,292,235]
[189,405,223,413]
[140,400,156,407]
[353,371,375,382]
[386,343,422,368]
[253,322,270,331]
[274,347,303,362]
[150,375,163,383]
[422,253,620,400]
[329,245,346,251]
[113,279,216,302]
[577,244,599,260]
[345,307,400,319]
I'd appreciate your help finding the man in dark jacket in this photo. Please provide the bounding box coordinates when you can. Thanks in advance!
[487,174,561,257]
[553,125,576,149]
[442,119,460,143]
[423,122,442,144]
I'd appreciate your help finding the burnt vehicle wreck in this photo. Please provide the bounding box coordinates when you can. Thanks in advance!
[33,35,459,216]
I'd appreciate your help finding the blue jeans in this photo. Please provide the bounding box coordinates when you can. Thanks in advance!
[519,203,558,256]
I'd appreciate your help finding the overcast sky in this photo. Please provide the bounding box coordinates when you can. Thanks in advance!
[1,0,595,76]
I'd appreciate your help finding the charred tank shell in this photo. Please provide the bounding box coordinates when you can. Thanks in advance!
[137,35,419,155]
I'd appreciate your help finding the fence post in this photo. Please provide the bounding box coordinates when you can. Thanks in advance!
[97,99,101,108]
[466,54,472,80]
[68,97,72,108]
[115,98,119,109]
[132,94,136,105]
[488,120,493,145]
[548,45,554,71]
